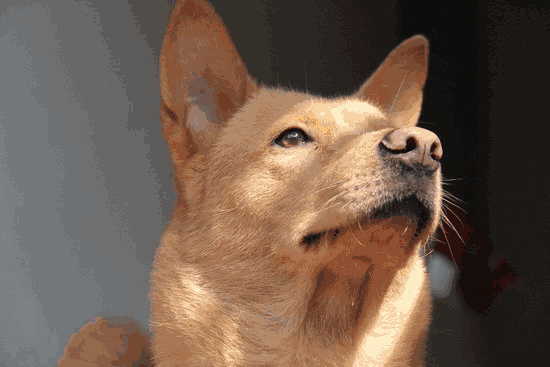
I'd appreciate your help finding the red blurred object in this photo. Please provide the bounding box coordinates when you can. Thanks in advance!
[433,208,517,313]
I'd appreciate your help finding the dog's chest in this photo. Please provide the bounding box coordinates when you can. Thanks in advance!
[253,256,430,366]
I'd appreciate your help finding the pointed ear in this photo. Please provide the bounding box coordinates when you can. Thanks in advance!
[355,35,429,127]
[159,0,257,186]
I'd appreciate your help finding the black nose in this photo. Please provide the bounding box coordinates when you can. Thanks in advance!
[379,127,443,173]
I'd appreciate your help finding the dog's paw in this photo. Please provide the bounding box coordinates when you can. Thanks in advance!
[58,316,151,367]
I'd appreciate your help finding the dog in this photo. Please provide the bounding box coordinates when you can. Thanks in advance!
[59,0,442,365]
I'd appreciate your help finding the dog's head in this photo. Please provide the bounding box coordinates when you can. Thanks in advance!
[160,0,442,268]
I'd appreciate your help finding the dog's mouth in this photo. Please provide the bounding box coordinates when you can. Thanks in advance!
[301,195,432,249]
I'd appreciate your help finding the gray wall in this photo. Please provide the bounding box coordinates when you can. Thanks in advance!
[0,1,174,365]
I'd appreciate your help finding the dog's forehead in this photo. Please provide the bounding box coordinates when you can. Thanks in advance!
[310,99,385,127]
[233,89,388,138]
[289,97,387,137]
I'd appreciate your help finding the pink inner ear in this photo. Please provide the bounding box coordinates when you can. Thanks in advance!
[187,75,220,126]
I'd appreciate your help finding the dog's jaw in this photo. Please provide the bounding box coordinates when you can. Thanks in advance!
[301,194,435,250]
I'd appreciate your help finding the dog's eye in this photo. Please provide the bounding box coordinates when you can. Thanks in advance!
[273,128,312,148]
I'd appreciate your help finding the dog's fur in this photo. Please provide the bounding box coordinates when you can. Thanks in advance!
[58,317,150,367]
[59,0,442,366]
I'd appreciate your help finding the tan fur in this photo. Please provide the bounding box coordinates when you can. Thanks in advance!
[59,1,441,366]
[58,317,150,367]
[151,1,440,366]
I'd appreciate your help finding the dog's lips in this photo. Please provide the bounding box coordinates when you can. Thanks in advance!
[368,195,432,237]
[301,195,433,249]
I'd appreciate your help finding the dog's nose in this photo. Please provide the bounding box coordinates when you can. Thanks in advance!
[379,127,442,173]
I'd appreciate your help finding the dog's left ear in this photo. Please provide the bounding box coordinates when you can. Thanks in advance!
[355,35,429,127]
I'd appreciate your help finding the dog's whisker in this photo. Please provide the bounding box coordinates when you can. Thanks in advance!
[442,196,466,214]
[442,202,466,227]
[350,230,366,247]
[420,247,434,257]
[441,208,465,245]
[429,236,446,244]
[442,189,465,204]
[439,219,458,268]
[322,190,349,209]
[441,177,463,182]
[357,217,364,232]
[440,200,466,242]
[442,195,464,209]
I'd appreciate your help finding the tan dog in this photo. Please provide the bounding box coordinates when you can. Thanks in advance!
[60,0,442,366]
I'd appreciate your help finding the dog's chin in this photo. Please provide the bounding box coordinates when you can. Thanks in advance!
[368,195,432,237]
[301,195,434,249]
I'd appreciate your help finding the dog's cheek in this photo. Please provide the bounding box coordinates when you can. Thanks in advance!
[230,172,283,219]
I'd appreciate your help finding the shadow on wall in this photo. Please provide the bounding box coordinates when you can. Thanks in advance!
[0,1,174,365]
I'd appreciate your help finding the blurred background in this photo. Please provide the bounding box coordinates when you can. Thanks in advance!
[0,0,548,366]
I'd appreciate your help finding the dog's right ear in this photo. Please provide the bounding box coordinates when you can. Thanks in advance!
[160,0,257,186]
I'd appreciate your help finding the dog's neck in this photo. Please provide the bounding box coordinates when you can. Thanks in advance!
[162,209,430,366]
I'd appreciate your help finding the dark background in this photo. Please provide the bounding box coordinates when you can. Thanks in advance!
[0,0,548,365]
